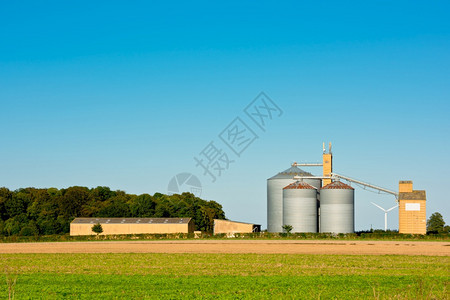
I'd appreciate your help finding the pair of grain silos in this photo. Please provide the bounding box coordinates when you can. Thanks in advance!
[267,146,355,233]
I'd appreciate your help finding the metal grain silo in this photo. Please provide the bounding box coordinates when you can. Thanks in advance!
[283,181,318,233]
[320,181,355,233]
[267,166,317,232]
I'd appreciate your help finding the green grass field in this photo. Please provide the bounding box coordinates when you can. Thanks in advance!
[2,253,449,299]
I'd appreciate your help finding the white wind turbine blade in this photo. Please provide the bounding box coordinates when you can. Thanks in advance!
[386,205,398,212]
[371,202,386,212]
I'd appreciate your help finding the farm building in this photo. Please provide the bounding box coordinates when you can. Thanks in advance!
[213,219,261,235]
[70,218,195,236]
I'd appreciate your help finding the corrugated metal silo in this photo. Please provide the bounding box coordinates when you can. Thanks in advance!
[304,178,322,190]
[320,181,355,233]
[283,181,318,233]
[267,166,315,232]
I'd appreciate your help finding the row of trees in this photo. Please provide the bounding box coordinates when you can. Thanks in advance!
[0,186,226,236]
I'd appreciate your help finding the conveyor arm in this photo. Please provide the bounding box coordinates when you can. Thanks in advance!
[331,172,398,199]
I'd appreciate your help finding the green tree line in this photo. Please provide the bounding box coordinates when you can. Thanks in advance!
[0,186,225,236]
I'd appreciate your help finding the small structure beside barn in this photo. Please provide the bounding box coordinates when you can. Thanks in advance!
[213,219,261,236]
[70,218,195,236]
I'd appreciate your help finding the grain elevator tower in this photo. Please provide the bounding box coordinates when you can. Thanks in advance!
[398,181,427,234]
[322,142,333,186]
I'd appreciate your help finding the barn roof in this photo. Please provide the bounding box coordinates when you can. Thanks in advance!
[214,219,260,226]
[71,218,192,224]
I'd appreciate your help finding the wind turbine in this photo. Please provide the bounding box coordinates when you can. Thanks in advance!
[371,202,398,231]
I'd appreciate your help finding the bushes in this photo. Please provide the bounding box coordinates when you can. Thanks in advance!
[0,230,448,243]
[19,226,39,236]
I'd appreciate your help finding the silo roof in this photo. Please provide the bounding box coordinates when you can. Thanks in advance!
[283,181,316,189]
[269,166,313,179]
[322,181,354,190]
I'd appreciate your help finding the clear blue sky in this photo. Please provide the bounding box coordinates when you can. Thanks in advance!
[1,1,449,230]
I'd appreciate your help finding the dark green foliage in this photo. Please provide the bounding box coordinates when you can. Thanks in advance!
[130,194,155,217]
[96,195,131,218]
[37,219,60,235]
[6,190,30,218]
[19,221,39,236]
[0,186,226,236]
[4,217,21,236]
[91,223,103,235]
[282,224,293,234]
[59,186,91,218]
[0,187,12,220]
[427,212,446,234]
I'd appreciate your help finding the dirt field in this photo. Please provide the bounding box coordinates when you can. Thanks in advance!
[0,240,449,256]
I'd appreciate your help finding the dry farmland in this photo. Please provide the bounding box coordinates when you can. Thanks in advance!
[0,239,449,255]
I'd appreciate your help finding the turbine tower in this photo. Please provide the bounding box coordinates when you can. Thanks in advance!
[371,202,398,231]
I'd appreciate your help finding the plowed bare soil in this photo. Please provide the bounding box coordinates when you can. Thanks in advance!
[1,240,448,256]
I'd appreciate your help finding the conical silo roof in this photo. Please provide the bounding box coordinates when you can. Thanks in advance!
[283,181,316,189]
[322,181,354,190]
[268,166,312,180]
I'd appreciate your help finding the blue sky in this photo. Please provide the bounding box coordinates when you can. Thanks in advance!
[1,1,449,230]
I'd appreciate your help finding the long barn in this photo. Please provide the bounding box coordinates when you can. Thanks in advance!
[70,218,195,236]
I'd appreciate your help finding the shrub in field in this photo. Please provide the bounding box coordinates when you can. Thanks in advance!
[91,223,103,235]
[282,225,293,234]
